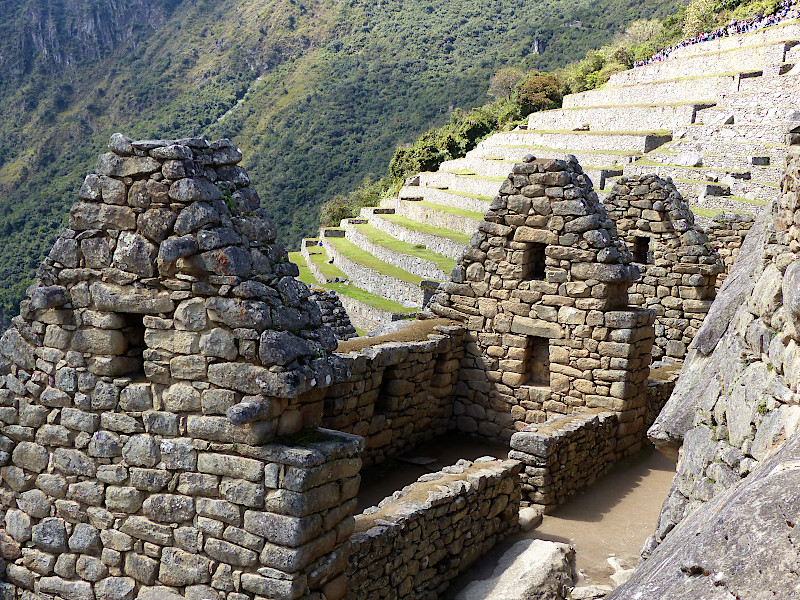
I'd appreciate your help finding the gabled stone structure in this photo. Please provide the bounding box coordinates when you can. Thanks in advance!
[604,175,723,359]
[0,135,361,600]
[429,156,655,448]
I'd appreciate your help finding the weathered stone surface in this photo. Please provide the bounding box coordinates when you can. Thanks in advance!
[613,432,800,600]
[159,547,212,586]
[455,539,574,600]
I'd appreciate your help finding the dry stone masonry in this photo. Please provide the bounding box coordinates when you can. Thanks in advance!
[612,145,800,600]
[308,290,357,341]
[604,175,723,360]
[429,155,656,446]
[347,458,521,600]
[321,326,465,468]
[0,134,362,600]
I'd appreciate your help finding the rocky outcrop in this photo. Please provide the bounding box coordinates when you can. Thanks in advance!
[629,146,800,593]
[609,427,800,599]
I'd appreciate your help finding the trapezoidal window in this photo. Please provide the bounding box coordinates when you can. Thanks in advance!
[119,313,146,377]
[632,236,651,264]
[522,242,547,281]
[527,336,550,386]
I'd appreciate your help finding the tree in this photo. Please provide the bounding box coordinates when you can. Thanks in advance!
[488,67,525,99]
[683,0,718,37]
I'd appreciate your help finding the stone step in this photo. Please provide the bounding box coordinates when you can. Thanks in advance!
[364,209,469,261]
[624,161,783,186]
[293,245,416,330]
[606,39,783,87]
[340,219,452,281]
[486,130,672,154]
[666,21,800,61]
[321,231,437,308]
[395,198,484,236]
[694,104,800,125]
[416,171,504,197]
[562,74,738,108]
[527,102,708,132]
[676,122,795,145]
[468,143,641,167]
[400,184,493,213]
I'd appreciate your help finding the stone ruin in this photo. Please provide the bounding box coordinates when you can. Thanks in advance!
[429,155,655,450]
[0,134,362,600]
[603,174,723,360]
[0,136,713,600]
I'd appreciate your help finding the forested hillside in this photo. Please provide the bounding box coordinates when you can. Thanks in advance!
[0,0,678,323]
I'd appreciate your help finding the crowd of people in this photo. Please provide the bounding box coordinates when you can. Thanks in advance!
[634,0,800,68]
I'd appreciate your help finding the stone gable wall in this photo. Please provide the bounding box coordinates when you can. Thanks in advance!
[346,458,521,600]
[430,156,655,445]
[703,213,755,290]
[604,175,723,360]
[0,135,359,600]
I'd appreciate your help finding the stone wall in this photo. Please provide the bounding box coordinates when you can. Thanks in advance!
[346,458,521,600]
[510,409,618,511]
[430,156,655,447]
[702,212,755,289]
[561,75,739,109]
[321,325,465,467]
[527,103,703,133]
[0,134,360,600]
[604,175,723,360]
[508,376,676,512]
[309,289,357,341]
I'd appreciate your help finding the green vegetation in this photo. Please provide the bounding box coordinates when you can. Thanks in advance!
[379,214,472,244]
[325,235,424,285]
[352,223,456,274]
[416,201,486,222]
[288,250,416,314]
[0,0,681,324]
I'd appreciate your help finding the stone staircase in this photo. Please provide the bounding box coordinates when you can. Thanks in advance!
[296,20,800,331]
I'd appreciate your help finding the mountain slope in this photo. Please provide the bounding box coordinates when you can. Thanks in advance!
[0,0,678,323]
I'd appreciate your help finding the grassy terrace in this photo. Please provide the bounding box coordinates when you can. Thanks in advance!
[325,234,426,285]
[484,144,643,156]
[690,206,757,218]
[416,200,486,221]
[352,223,456,274]
[299,242,344,282]
[288,251,416,315]
[380,213,472,244]
[446,190,494,202]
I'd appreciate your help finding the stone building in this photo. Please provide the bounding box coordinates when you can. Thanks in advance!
[603,174,723,359]
[0,134,361,600]
[429,155,656,454]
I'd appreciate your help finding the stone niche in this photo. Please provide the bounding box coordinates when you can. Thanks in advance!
[0,134,359,600]
[430,155,655,445]
[603,175,723,360]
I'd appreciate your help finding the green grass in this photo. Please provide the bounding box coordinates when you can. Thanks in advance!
[380,213,472,244]
[326,235,425,285]
[445,190,494,202]
[352,223,456,274]
[416,201,486,221]
[459,174,507,182]
[522,129,672,136]
[728,196,769,206]
[303,241,350,282]
[287,252,416,315]
[690,206,757,218]
[288,252,318,286]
